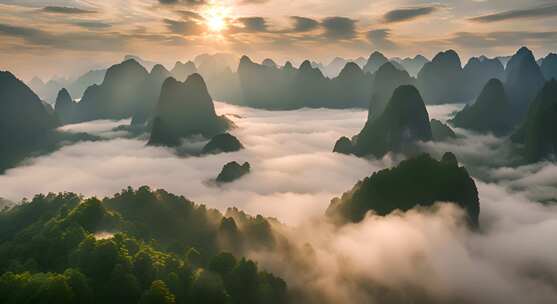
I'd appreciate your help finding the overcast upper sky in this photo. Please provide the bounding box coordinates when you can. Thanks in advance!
[1,0,556,79]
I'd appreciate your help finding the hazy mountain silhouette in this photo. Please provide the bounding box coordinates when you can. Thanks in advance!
[431,119,457,141]
[148,74,230,146]
[330,62,371,108]
[417,50,465,104]
[393,55,429,77]
[541,53,557,81]
[363,51,389,74]
[504,47,546,122]
[369,62,415,120]
[337,85,432,157]
[326,153,480,227]
[216,161,251,183]
[462,57,505,101]
[170,61,197,82]
[511,80,557,163]
[54,88,78,124]
[262,58,278,68]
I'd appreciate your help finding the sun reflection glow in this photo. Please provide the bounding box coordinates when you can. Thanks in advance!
[203,3,230,33]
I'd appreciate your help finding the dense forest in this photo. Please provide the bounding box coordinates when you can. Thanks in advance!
[0,187,287,304]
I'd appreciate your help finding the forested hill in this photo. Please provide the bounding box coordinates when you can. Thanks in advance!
[0,186,287,304]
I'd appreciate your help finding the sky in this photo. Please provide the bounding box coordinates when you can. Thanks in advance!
[0,0,557,79]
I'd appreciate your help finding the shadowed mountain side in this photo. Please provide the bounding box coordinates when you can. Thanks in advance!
[148,74,230,147]
[462,57,505,101]
[541,53,557,81]
[337,85,432,157]
[54,88,78,124]
[393,55,429,77]
[511,80,557,163]
[363,51,389,74]
[0,71,63,171]
[505,47,546,123]
[326,153,480,227]
[216,161,251,183]
[368,62,415,120]
[431,119,457,141]
[450,79,513,136]
[202,133,243,155]
[417,50,465,104]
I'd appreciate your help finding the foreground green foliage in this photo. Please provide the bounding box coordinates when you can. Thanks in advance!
[0,187,287,304]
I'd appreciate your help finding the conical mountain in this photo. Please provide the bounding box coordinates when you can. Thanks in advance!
[450,79,513,136]
[541,53,557,81]
[431,119,456,141]
[504,47,546,121]
[462,57,504,100]
[262,58,277,68]
[77,59,150,121]
[369,62,415,120]
[398,55,429,77]
[148,74,230,146]
[54,88,77,124]
[511,80,557,163]
[344,85,432,157]
[363,51,388,74]
[417,49,464,104]
[326,153,480,227]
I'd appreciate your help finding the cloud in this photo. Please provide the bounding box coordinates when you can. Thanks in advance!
[366,28,396,50]
[234,17,269,33]
[0,22,125,51]
[289,16,319,33]
[158,0,206,6]
[164,18,203,35]
[73,21,112,30]
[449,31,557,49]
[383,6,437,23]
[470,3,557,23]
[321,17,357,40]
[42,6,96,14]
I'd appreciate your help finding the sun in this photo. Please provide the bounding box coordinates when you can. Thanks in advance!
[204,4,229,33]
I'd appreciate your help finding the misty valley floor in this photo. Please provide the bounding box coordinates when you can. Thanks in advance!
[0,102,461,224]
[3,102,557,302]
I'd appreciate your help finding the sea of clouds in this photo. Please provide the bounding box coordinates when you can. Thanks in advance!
[1,101,557,303]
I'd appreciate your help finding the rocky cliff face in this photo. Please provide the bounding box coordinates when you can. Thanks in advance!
[417,50,465,104]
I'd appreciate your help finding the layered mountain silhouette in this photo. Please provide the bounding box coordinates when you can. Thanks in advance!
[431,119,457,141]
[504,47,546,122]
[335,85,432,157]
[216,161,251,183]
[541,53,557,81]
[450,79,513,136]
[326,153,480,227]
[369,62,415,120]
[237,56,373,109]
[417,50,465,104]
[462,57,505,100]
[511,80,557,163]
[148,74,230,146]
[363,51,389,74]
[170,61,197,81]
[393,55,429,77]
[54,88,78,124]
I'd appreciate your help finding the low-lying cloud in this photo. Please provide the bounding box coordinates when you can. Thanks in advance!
[1,101,556,303]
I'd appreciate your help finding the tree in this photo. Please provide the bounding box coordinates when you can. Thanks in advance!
[139,280,176,304]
